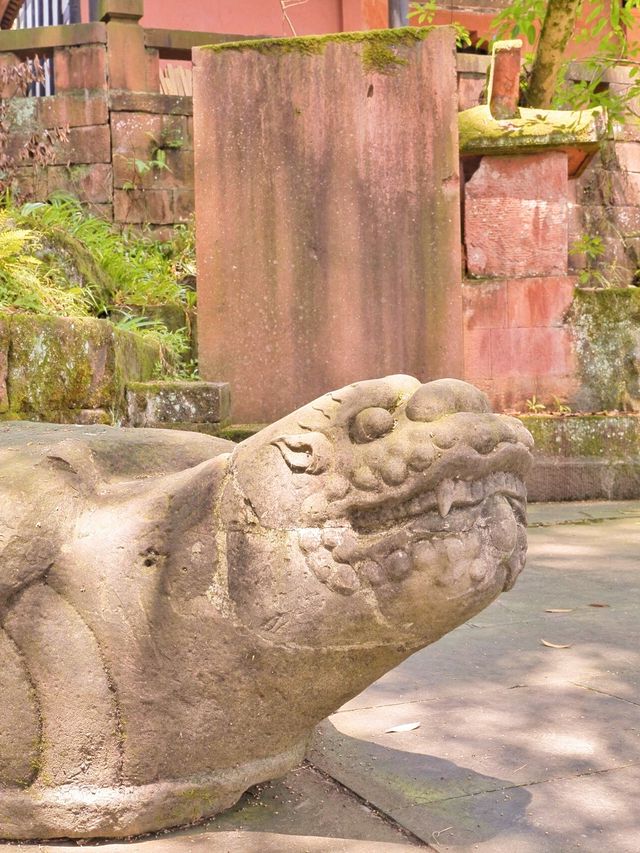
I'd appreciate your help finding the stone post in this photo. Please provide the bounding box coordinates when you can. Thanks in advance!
[98,0,156,92]
[488,39,522,120]
[193,28,464,423]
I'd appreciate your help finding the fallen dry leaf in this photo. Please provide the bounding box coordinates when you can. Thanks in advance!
[541,639,573,649]
[385,722,421,733]
[588,603,610,608]
[545,608,574,613]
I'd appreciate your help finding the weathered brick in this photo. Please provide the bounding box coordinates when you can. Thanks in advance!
[463,280,507,330]
[113,145,193,190]
[466,197,568,277]
[491,327,574,378]
[105,20,148,92]
[464,327,492,379]
[465,152,569,202]
[172,187,194,222]
[535,374,580,407]
[91,203,114,221]
[111,111,163,159]
[13,167,47,201]
[46,164,113,204]
[114,187,172,224]
[576,166,640,208]
[5,97,37,132]
[458,75,484,111]
[110,91,193,115]
[465,152,569,278]
[0,53,29,98]
[10,125,113,166]
[36,93,109,128]
[145,47,160,93]
[64,125,112,164]
[53,44,107,91]
[161,114,190,146]
[114,187,193,225]
[487,375,538,412]
[506,276,577,328]
[611,141,640,173]
[126,381,231,427]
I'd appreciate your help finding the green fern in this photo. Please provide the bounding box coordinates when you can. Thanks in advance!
[0,195,197,374]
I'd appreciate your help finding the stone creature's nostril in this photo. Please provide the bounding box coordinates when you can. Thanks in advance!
[405,379,491,422]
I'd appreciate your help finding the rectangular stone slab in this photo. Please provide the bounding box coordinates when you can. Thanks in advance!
[193,28,464,422]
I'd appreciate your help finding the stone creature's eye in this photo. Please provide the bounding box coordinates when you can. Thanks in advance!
[351,407,395,443]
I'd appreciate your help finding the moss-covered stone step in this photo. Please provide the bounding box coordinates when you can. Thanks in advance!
[0,312,162,423]
[520,413,640,501]
[125,380,231,428]
[519,413,640,458]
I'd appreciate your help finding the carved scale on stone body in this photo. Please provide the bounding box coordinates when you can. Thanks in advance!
[0,376,532,839]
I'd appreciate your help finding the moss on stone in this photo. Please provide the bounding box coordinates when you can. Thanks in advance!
[361,40,409,74]
[217,423,267,443]
[568,288,640,412]
[38,225,114,309]
[202,26,435,62]
[7,314,101,416]
[1,312,163,423]
[518,413,640,458]
[459,103,606,156]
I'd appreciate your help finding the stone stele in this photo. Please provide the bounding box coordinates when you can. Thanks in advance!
[0,376,532,839]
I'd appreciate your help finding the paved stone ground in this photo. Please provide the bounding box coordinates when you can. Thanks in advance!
[2,501,639,852]
[311,500,640,852]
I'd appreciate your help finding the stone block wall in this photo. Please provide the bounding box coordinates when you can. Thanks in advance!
[110,94,194,226]
[462,151,579,410]
[569,135,640,287]
[0,17,195,229]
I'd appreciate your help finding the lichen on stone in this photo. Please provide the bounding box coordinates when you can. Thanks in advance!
[459,104,606,156]
[361,41,409,74]
[568,287,640,412]
[518,412,640,457]
[202,26,436,65]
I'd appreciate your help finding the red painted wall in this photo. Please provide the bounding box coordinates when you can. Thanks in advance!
[80,0,388,36]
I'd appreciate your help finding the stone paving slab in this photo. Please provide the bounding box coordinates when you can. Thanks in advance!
[310,506,640,851]
[527,499,640,526]
[337,516,640,713]
[395,762,640,852]
[313,682,639,792]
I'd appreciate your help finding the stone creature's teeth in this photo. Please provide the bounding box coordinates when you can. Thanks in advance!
[436,479,455,518]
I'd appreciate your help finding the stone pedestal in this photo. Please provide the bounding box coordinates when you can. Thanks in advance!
[194,28,464,422]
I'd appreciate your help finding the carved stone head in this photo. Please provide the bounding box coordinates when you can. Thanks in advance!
[221,375,533,650]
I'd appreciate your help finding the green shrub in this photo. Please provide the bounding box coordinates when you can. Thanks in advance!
[0,194,196,373]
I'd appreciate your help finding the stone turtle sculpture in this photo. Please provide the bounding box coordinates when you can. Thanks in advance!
[0,375,532,839]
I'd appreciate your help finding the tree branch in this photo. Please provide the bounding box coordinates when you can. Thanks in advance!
[525,0,582,108]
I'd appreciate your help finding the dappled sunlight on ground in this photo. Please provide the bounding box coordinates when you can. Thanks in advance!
[311,510,640,850]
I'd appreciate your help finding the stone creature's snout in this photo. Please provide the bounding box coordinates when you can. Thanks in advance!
[400,379,533,476]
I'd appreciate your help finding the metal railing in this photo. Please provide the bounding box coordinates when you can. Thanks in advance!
[15,0,81,93]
